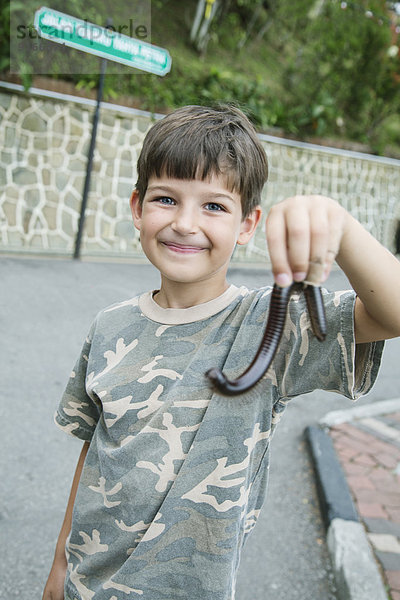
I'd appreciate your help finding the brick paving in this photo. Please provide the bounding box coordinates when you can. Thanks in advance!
[330,412,400,600]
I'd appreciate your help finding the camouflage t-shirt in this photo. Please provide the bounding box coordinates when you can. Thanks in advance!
[55,284,383,600]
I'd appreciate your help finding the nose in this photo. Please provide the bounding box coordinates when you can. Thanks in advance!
[171,205,199,235]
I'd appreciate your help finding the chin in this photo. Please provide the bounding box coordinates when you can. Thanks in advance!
[162,272,204,284]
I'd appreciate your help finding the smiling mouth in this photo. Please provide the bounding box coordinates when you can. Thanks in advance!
[161,242,207,254]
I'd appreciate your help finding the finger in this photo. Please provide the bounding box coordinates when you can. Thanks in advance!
[321,213,343,282]
[306,207,329,284]
[285,207,310,282]
[265,207,292,287]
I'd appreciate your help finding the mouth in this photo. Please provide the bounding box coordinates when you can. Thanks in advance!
[160,241,207,254]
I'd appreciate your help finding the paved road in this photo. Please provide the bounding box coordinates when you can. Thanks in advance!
[1,257,399,599]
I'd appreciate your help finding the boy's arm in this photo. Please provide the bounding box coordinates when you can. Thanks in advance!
[265,195,400,344]
[42,441,90,600]
[336,213,400,343]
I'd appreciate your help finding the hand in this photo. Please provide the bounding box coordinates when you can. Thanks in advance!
[42,555,67,600]
[265,195,347,286]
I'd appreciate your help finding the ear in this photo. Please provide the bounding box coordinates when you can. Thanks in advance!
[130,189,142,231]
[237,206,262,245]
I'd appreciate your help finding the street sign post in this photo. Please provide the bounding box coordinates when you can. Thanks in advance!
[34,6,171,76]
[33,7,171,259]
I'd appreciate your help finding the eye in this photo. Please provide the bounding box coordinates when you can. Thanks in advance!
[154,196,175,205]
[205,202,225,212]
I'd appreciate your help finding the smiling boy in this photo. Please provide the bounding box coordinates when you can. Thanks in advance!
[43,105,400,600]
[130,176,260,308]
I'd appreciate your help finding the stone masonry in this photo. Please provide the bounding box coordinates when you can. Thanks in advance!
[1,82,400,260]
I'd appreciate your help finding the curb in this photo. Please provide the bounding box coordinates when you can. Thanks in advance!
[320,397,400,428]
[306,423,388,600]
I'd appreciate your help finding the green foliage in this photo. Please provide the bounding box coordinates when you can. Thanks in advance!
[1,0,399,154]
[0,2,10,72]
[278,0,399,142]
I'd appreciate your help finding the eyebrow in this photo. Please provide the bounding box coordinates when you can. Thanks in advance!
[146,185,237,203]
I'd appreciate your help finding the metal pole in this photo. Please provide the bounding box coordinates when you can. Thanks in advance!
[73,56,107,259]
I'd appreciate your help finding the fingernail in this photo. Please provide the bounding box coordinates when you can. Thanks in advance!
[293,271,307,282]
[275,273,292,287]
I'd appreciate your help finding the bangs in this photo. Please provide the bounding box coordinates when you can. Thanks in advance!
[152,131,241,195]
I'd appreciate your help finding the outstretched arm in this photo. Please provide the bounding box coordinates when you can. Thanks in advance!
[265,195,400,343]
[42,441,90,600]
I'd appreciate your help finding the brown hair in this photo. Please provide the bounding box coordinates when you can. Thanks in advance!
[135,105,268,218]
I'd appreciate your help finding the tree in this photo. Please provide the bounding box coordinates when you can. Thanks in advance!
[190,0,222,52]
[277,0,399,140]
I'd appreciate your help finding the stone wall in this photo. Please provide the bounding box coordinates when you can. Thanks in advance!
[1,82,399,262]
[0,84,149,257]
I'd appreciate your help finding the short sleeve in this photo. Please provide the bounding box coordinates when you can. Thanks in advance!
[54,320,102,441]
[275,288,384,401]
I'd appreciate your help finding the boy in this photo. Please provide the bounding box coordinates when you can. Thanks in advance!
[43,105,400,600]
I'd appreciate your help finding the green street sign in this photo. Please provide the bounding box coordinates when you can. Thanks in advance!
[33,6,171,76]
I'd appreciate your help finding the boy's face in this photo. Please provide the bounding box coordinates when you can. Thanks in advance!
[130,174,261,302]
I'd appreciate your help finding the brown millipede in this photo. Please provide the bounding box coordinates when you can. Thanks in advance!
[205,282,327,396]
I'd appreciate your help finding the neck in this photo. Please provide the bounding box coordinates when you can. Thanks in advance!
[153,279,230,309]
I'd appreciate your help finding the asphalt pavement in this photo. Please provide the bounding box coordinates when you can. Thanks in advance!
[1,256,399,600]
